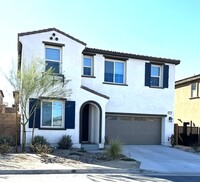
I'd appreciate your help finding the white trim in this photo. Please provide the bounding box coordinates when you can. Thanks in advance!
[151,64,163,87]
[83,56,94,76]
[191,82,198,98]
[45,45,62,74]
[40,99,65,129]
[104,59,126,84]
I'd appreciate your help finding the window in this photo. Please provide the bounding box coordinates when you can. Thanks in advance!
[29,98,75,129]
[104,60,125,84]
[191,82,198,98]
[41,100,64,128]
[83,56,93,76]
[145,63,169,88]
[150,65,162,87]
[45,46,61,73]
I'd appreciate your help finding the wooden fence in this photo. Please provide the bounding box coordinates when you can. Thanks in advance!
[174,124,199,146]
[0,113,20,144]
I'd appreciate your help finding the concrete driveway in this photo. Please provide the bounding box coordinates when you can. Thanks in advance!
[123,145,200,174]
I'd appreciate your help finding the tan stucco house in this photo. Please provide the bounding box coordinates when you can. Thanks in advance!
[175,74,200,127]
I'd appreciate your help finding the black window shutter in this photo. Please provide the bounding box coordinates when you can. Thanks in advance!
[29,98,40,128]
[145,63,151,86]
[163,65,169,88]
[65,101,75,129]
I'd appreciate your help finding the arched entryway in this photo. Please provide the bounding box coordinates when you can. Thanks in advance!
[80,101,102,144]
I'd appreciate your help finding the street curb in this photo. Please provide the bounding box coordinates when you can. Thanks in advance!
[0,169,141,175]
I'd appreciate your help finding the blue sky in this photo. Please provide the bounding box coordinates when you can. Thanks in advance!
[1,0,200,104]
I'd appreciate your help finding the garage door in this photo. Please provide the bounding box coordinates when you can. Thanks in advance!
[105,115,161,145]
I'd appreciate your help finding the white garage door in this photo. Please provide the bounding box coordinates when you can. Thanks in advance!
[105,115,161,145]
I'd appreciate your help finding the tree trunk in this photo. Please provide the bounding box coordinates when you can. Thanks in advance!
[31,109,36,142]
[22,124,26,152]
[15,105,18,153]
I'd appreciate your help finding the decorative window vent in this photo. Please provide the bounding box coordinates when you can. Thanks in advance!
[49,33,59,41]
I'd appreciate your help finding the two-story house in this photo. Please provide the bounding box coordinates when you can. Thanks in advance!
[175,74,200,127]
[18,28,180,148]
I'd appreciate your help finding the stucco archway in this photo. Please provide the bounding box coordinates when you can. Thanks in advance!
[79,101,102,144]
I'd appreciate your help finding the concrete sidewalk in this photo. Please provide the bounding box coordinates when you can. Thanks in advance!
[0,168,141,175]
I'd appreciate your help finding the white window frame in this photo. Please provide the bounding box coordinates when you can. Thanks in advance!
[45,45,62,74]
[83,56,93,76]
[40,100,65,129]
[150,64,163,87]
[104,59,125,84]
[191,82,198,98]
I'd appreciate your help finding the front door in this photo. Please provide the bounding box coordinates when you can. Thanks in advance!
[81,104,89,142]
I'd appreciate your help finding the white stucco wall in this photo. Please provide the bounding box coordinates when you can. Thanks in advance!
[19,29,176,147]
[82,55,176,145]
[19,30,86,147]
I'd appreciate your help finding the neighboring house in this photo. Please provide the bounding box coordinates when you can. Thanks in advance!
[18,28,180,148]
[175,74,200,127]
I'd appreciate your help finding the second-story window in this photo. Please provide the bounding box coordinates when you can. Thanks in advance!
[45,46,61,74]
[150,65,162,87]
[83,56,93,76]
[145,63,169,88]
[191,82,198,98]
[104,60,125,84]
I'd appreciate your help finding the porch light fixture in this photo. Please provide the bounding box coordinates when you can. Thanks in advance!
[169,117,173,122]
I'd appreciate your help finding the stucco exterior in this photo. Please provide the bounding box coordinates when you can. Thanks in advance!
[18,28,180,148]
[175,75,200,127]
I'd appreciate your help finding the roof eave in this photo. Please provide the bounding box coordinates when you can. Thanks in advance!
[18,28,87,46]
[83,47,180,65]
[176,74,200,86]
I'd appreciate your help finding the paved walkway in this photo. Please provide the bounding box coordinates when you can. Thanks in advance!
[123,145,200,174]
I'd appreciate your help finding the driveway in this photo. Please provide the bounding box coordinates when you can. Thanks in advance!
[123,145,200,174]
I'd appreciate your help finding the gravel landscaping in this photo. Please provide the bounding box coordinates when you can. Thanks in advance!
[0,148,140,171]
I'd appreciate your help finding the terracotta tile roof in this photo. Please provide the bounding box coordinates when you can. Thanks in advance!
[83,47,180,65]
[18,27,86,46]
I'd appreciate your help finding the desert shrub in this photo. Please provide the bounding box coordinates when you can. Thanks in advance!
[32,144,52,154]
[0,135,15,146]
[0,135,15,154]
[58,135,73,149]
[192,144,200,153]
[31,135,52,154]
[0,143,11,154]
[168,134,175,147]
[31,136,49,146]
[106,139,122,158]
[105,136,109,145]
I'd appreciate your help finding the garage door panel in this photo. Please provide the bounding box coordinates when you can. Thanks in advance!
[105,116,161,145]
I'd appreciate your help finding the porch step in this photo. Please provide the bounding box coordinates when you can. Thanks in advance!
[81,144,99,151]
